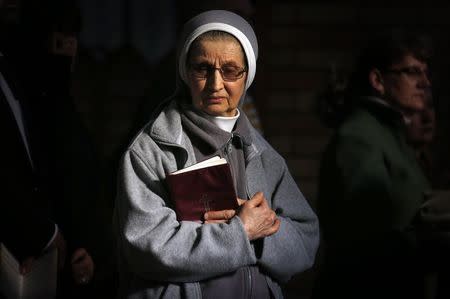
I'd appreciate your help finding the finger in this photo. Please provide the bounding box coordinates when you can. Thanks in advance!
[204,209,235,221]
[204,219,229,224]
[237,198,246,206]
[269,218,281,235]
[248,192,264,207]
[266,211,277,225]
[71,250,87,264]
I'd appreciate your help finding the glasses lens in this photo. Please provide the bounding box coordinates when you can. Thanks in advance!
[189,64,246,81]
[191,64,208,79]
[388,67,430,80]
[221,66,243,81]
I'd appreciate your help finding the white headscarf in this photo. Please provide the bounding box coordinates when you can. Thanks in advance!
[176,10,258,91]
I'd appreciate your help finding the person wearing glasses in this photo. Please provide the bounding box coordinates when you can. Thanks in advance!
[313,30,433,299]
[114,10,319,299]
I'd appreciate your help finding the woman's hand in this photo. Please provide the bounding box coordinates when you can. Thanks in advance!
[204,209,236,223]
[203,199,246,223]
[238,192,280,240]
[71,248,94,285]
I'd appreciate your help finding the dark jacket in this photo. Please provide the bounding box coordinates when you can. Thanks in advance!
[315,97,430,299]
[0,52,56,260]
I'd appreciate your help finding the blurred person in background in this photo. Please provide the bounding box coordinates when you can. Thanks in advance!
[314,29,433,299]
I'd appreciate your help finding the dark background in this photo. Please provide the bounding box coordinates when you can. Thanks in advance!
[5,0,450,298]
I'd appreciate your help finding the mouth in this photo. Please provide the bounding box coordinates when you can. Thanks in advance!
[204,96,227,103]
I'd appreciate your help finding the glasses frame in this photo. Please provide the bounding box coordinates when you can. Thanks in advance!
[385,66,431,81]
[188,63,247,82]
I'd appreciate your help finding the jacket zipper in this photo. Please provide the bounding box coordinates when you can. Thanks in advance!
[195,282,202,299]
[245,266,253,298]
[223,134,235,185]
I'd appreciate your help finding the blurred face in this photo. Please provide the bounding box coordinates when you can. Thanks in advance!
[380,54,431,110]
[405,92,435,147]
[187,38,247,117]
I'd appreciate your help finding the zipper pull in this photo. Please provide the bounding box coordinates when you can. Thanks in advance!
[227,142,232,154]
[223,134,233,155]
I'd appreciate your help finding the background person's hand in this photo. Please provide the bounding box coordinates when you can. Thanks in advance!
[238,192,280,240]
[71,248,94,285]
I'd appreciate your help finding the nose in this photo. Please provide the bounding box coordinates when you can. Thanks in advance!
[206,69,224,91]
[419,71,432,88]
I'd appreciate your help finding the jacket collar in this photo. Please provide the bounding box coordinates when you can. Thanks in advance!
[146,98,267,160]
[358,96,406,128]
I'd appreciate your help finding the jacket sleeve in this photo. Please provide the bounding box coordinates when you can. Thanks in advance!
[115,149,257,283]
[254,154,320,283]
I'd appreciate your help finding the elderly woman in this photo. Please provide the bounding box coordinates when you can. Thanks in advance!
[115,10,319,298]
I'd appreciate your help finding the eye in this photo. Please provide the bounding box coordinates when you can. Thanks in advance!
[192,63,210,72]
[221,66,241,76]
[406,67,422,75]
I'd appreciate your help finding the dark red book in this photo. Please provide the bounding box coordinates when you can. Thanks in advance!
[166,156,238,221]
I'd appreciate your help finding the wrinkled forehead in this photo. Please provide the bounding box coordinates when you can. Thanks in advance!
[187,32,245,63]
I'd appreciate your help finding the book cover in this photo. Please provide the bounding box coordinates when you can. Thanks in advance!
[0,243,57,299]
[166,156,239,221]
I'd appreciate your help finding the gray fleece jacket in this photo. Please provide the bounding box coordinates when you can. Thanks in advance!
[115,100,319,298]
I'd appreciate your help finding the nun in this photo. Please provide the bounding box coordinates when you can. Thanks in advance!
[115,10,319,299]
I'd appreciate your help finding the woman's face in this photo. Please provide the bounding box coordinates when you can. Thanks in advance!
[187,37,247,117]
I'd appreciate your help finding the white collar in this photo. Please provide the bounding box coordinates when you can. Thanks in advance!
[204,109,240,132]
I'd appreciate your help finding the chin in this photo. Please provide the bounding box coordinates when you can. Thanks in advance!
[205,107,236,117]
[203,109,225,117]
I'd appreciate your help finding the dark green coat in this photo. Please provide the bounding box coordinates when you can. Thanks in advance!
[315,98,431,299]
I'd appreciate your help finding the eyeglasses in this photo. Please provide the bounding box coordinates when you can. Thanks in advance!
[385,66,431,80]
[189,63,247,82]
